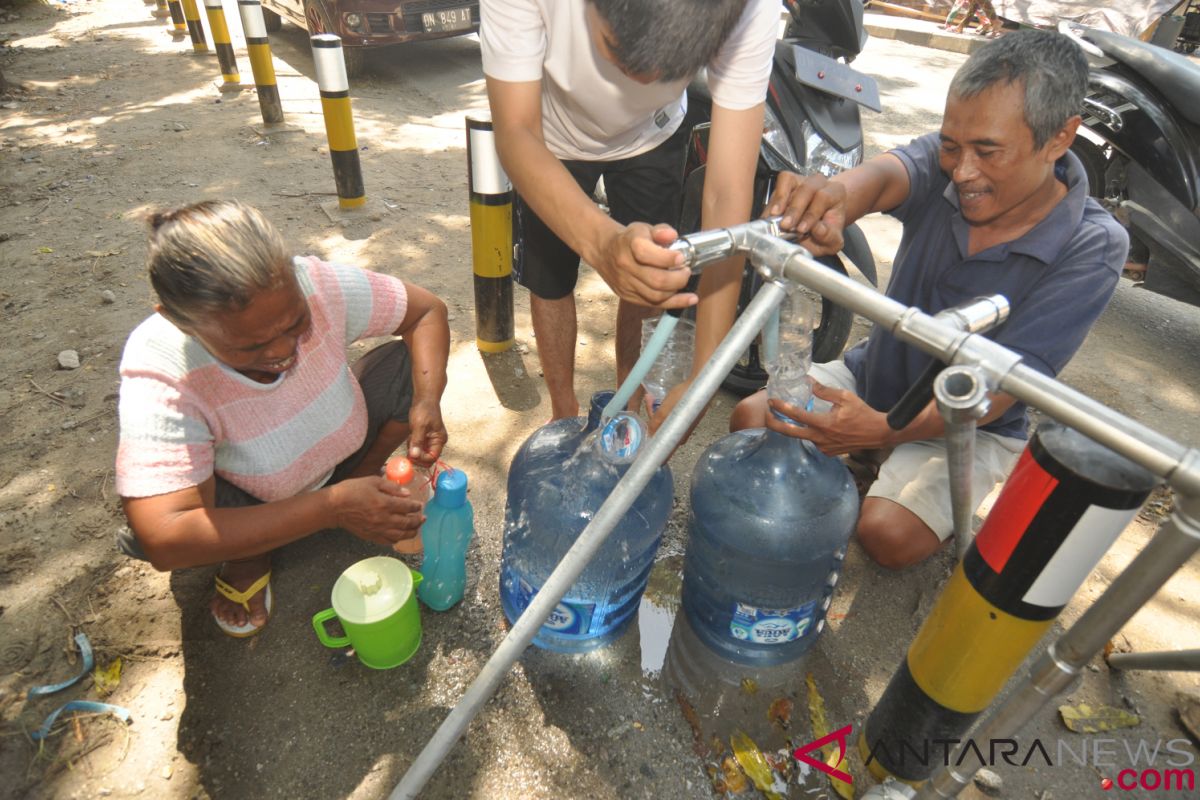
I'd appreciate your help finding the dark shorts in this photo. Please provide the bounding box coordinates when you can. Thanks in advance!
[513,124,688,300]
[116,340,414,561]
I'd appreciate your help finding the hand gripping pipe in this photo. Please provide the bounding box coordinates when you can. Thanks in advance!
[391,218,1200,797]
[601,230,790,420]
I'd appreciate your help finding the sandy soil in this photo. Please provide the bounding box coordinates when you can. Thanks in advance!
[1,2,1198,798]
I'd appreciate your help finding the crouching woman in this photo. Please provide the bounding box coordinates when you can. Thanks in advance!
[115,200,450,637]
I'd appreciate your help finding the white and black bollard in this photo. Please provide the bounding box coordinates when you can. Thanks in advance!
[311,34,366,211]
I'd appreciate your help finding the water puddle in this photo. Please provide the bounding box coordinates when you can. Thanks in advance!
[637,556,683,677]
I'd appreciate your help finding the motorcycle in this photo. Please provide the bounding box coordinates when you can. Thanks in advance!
[1060,21,1200,308]
[679,0,882,395]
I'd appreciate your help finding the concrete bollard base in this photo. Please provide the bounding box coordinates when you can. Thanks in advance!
[320,197,389,226]
[251,122,304,137]
[214,80,246,93]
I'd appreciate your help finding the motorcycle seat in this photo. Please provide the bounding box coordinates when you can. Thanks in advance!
[1085,27,1200,127]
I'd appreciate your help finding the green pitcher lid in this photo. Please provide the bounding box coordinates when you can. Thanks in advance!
[331,556,414,625]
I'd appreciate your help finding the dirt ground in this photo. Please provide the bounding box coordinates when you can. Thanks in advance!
[1,1,1199,798]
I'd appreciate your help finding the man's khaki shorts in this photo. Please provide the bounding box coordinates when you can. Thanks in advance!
[809,360,1025,542]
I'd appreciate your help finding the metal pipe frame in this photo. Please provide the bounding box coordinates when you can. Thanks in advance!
[1106,648,1200,672]
[667,218,1200,798]
[392,217,1200,797]
[673,218,1200,496]
[390,278,790,799]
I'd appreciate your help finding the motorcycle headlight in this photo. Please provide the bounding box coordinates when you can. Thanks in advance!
[763,106,802,173]
[801,119,863,177]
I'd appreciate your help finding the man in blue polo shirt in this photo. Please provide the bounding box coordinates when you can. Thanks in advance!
[732,30,1129,569]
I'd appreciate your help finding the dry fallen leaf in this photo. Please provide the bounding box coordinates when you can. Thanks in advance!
[1059,703,1140,733]
[807,672,854,799]
[92,657,122,696]
[768,697,794,729]
[722,753,750,794]
[731,730,783,800]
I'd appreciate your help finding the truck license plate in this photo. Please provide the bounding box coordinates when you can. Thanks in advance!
[422,7,472,32]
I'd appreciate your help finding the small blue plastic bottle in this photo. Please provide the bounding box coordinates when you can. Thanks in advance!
[499,391,673,653]
[416,469,474,612]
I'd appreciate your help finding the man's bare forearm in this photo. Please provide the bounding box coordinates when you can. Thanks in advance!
[493,125,618,267]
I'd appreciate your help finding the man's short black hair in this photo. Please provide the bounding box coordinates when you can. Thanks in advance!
[589,0,750,82]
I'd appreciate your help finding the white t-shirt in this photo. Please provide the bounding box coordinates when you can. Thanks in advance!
[480,0,778,162]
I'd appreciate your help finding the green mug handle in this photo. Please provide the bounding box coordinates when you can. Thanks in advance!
[410,568,423,587]
[312,608,351,648]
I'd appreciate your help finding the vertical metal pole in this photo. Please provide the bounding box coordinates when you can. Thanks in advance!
[389,281,790,800]
[152,0,173,20]
[916,492,1200,798]
[181,0,209,53]
[237,0,284,125]
[465,116,515,353]
[932,365,991,561]
[310,34,366,210]
[861,424,1157,785]
[166,0,188,36]
[203,0,242,90]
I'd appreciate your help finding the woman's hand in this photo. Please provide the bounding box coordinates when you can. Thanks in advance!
[327,475,426,547]
[406,398,447,467]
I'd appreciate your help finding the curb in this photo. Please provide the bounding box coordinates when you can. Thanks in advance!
[865,21,987,55]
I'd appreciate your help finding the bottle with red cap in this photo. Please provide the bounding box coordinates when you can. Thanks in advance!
[385,456,433,555]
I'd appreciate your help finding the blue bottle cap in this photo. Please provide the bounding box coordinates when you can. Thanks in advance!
[435,469,468,508]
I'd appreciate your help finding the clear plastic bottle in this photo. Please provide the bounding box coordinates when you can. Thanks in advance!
[385,456,432,555]
[416,469,474,611]
[765,288,814,414]
[499,391,674,652]
[680,291,858,666]
[641,316,695,413]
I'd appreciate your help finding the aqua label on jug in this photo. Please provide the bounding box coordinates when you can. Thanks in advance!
[730,600,816,645]
[515,577,596,637]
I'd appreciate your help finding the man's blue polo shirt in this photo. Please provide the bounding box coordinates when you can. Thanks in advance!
[842,133,1129,440]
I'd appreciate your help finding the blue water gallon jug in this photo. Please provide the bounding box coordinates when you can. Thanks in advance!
[681,427,858,666]
[416,469,474,612]
[499,391,673,653]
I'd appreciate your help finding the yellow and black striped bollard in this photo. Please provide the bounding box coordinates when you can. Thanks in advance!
[859,422,1156,785]
[466,116,515,353]
[152,0,172,20]
[203,0,242,91]
[311,34,365,210]
[181,0,208,53]
[237,0,283,125]
[166,0,188,37]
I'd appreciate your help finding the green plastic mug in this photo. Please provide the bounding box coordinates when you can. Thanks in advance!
[312,556,423,670]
